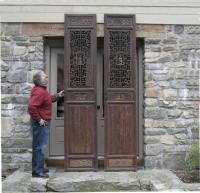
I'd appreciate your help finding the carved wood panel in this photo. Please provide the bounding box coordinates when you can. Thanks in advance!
[64,15,97,171]
[104,15,138,171]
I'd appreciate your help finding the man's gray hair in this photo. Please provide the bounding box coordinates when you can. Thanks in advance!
[33,71,43,86]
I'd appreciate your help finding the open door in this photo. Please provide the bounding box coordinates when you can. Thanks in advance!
[64,15,97,171]
[104,15,138,170]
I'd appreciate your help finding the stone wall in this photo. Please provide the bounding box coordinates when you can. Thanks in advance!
[144,25,199,170]
[1,23,199,171]
[1,23,44,172]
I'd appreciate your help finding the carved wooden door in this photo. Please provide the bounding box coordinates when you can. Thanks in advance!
[64,15,97,171]
[104,15,138,170]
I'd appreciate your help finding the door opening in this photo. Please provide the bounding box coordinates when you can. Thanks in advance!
[45,36,144,169]
[97,37,104,163]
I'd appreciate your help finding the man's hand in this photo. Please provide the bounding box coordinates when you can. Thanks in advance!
[58,90,64,97]
[39,119,47,126]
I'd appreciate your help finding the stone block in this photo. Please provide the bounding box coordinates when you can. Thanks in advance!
[170,80,186,89]
[167,128,186,135]
[153,120,176,128]
[144,144,164,156]
[150,45,162,52]
[13,94,29,104]
[152,73,170,81]
[3,23,22,36]
[144,87,160,97]
[15,114,30,125]
[144,128,166,135]
[1,83,16,94]
[30,61,44,70]
[1,94,14,104]
[174,25,184,34]
[158,56,172,63]
[163,145,188,153]
[179,88,199,99]
[144,98,158,106]
[176,119,195,128]
[157,81,170,87]
[182,110,198,119]
[145,52,160,58]
[7,62,29,83]
[185,25,200,34]
[1,59,9,71]
[160,89,177,98]
[159,100,176,108]
[163,47,175,52]
[11,153,32,163]
[163,38,177,44]
[163,153,186,170]
[145,39,161,44]
[145,107,167,119]
[168,61,186,68]
[180,39,200,50]
[145,156,163,168]
[1,42,13,57]
[14,46,26,55]
[145,63,165,70]
[1,117,13,137]
[175,134,187,140]
[167,109,182,118]
[144,136,161,144]
[177,101,199,110]
[144,119,154,128]
[16,83,33,94]
[160,135,177,145]
[2,138,32,148]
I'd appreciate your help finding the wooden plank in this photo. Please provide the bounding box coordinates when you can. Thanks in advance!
[22,23,165,38]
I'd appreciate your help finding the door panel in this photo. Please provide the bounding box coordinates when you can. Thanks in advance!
[104,15,138,170]
[64,15,97,171]
[50,48,64,156]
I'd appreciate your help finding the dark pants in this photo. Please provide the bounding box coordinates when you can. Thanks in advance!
[31,119,50,174]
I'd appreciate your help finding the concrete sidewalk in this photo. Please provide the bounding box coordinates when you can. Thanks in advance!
[2,168,200,192]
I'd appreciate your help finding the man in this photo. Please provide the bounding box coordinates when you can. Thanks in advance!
[28,71,64,178]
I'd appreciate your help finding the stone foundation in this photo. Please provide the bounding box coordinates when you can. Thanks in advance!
[144,25,199,169]
[1,23,199,171]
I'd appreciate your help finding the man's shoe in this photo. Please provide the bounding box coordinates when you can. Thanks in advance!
[32,172,49,178]
[43,168,49,173]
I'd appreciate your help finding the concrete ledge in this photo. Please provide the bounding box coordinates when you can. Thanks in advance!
[2,169,200,192]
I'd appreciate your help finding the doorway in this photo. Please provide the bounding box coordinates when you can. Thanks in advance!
[46,38,105,160]
[45,37,144,169]
[45,15,144,170]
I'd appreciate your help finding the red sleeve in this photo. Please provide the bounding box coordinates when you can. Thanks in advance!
[28,93,43,122]
[51,94,58,103]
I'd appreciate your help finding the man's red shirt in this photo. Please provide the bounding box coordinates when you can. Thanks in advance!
[28,86,57,122]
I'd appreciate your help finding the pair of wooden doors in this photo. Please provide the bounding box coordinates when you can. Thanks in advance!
[64,14,137,171]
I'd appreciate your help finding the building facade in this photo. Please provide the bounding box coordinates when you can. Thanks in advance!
[1,0,199,172]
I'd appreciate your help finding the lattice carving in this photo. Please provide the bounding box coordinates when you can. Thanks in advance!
[109,31,131,88]
[107,17,132,26]
[70,159,93,167]
[70,31,91,87]
[68,16,93,26]
[109,159,132,167]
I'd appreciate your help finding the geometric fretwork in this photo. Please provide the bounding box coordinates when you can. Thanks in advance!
[109,31,131,88]
[70,31,91,87]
